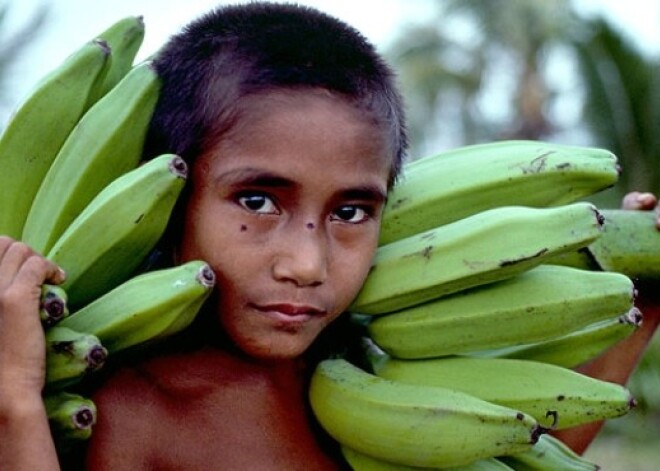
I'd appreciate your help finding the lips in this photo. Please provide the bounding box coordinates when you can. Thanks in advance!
[254,303,325,317]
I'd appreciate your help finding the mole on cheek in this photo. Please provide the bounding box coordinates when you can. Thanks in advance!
[240,224,247,232]
[306,222,315,230]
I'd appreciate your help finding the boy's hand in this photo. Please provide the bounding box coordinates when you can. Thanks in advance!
[619,191,660,321]
[621,191,660,228]
[0,236,66,399]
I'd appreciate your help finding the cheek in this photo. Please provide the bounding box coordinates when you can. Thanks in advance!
[334,235,379,302]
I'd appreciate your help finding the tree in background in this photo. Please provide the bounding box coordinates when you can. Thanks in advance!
[386,0,660,204]
[0,1,49,120]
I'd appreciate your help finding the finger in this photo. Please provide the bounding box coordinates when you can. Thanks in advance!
[0,240,65,288]
[621,191,657,210]
[0,235,16,261]
[0,240,35,287]
[13,255,66,289]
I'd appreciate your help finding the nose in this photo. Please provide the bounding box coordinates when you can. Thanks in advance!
[272,223,327,287]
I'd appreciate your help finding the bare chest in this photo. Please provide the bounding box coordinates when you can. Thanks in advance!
[146,390,343,471]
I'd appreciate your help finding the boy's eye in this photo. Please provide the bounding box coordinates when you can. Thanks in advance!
[332,205,369,223]
[237,193,279,214]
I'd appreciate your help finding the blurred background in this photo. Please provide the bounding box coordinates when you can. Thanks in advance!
[1,1,659,468]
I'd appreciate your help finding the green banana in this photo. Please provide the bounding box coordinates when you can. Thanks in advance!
[22,61,161,255]
[480,308,643,368]
[351,203,605,315]
[309,358,543,469]
[43,391,97,448]
[0,38,111,238]
[380,140,619,245]
[547,209,660,279]
[341,445,515,470]
[372,356,635,430]
[46,153,187,309]
[45,326,108,390]
[366,264,635,358]
[58,260,215,354]
[91,15,146,101]
[580,209,660,279]
[40,284,70,327]
[498,434,600,470]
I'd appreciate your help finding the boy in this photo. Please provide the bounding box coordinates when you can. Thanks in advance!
[0,2,657,469]
[1,3,405,469]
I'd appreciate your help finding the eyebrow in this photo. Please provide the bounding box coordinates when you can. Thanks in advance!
[216,168,296,188]
[216,167,387,203]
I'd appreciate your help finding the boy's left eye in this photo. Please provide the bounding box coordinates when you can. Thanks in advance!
[332,205,370,223]
[237,193,279,214]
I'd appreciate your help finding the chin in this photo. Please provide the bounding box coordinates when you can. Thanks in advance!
[238,335,314,362]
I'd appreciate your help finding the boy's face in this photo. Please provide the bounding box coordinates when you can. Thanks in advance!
[179,90,392,360]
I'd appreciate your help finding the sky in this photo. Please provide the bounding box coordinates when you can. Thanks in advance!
[1,0,659,121]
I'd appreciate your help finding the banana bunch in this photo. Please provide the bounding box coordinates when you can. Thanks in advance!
[0,17,217,452]
[479,307,643,368]
[310,358,544,469]
[380,140,620,245]
[365,264,635,358]
[351,202,605,315]
[309,140,648,469]
[371,355,636,430]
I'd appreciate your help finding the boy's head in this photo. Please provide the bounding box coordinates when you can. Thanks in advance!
[144,1,407,187]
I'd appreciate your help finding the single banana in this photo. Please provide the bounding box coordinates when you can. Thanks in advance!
[547,209,660,280]
[40,284,70,327]
[372,356,636,430]
[0,38,111,238]
[309,358,543,469]
[498,434,601,470]
[581,209,660,279]
[351,203,604,315]
[91,15,146,102]
[22,61,161,255]
[341,445,515,470]
[380,140,619,245]
[366,264,635,358]
[43,391,97,448]
[46,153,187,309]
[480,308,643,368]
[58,260,215,354]
[45,326,108,390]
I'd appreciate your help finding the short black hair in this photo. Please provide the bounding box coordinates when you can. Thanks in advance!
[144,1,408,185]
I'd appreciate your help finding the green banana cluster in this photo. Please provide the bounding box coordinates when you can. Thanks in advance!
[310,358,544,469]
[379,140,620,245]
[309,139,648,469]
[480,308,643,368]
[351,202,604,315]
[0,17,216,452]
[371,356,635,430]
[365,264,635,358]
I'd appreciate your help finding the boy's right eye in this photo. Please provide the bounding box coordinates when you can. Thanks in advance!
[236,192,279,215]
